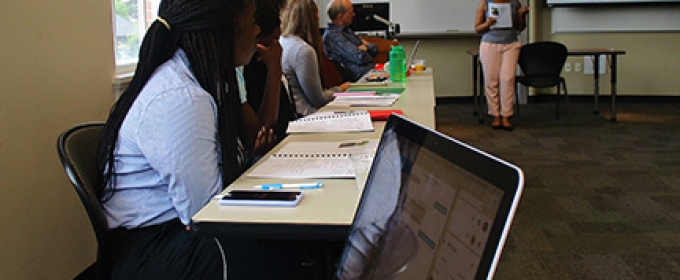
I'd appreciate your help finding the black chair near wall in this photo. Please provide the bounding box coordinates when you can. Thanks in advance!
[515,41,570,122]
[57,122,109,280]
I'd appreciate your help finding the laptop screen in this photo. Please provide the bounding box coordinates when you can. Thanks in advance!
[406,40,420,70]
[336,114,524,280]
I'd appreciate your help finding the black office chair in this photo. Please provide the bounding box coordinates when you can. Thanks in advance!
[515,41,570,122]
[57,122,109,280]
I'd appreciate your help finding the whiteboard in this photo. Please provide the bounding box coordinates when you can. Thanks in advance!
[389,0,478,34]
[552,6,680,32]
[317,0,481,35]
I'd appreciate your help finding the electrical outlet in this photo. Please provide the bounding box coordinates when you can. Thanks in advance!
[584,55,607,74]
[564,62,572,73]
[575,62,582,72]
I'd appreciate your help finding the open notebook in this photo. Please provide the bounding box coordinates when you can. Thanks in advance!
[335,114,524,280]
[246,139,379,179]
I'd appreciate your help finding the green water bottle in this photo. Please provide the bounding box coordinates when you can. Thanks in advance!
[389,45,406,82]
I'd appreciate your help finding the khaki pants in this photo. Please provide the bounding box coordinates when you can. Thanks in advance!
[479,41,521,117]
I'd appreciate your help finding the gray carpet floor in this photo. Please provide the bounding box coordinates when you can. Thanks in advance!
[434,98,680,279]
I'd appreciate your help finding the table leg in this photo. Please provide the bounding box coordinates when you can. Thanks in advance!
[593,55,600,115]
[610,54,618,122]
[472,55,479,117]
[478,60,485,123]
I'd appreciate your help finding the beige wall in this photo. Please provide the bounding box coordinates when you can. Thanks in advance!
[0,0,678,278]
[0,0,114,278]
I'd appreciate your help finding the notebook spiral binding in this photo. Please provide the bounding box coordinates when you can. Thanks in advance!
[291,111,369,123]
[271,153,350,159]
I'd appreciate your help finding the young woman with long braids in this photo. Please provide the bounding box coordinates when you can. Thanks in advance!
[96,0,260,278]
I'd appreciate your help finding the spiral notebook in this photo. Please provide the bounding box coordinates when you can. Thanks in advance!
[246,139,379,179]
[286,110,374,133]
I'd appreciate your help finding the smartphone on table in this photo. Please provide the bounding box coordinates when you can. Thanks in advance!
[219,190,304,207]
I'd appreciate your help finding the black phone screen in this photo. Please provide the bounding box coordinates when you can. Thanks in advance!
[223,190,301,201]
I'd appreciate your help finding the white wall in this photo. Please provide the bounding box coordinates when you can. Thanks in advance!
[0,0,114,278]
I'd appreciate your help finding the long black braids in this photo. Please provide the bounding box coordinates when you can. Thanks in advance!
[182,28,249,186]
[97,0,252,202]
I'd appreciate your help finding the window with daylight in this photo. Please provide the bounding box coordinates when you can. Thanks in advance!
[114,0,161,73]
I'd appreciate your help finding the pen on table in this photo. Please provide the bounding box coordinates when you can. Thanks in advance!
[254,182,325,190]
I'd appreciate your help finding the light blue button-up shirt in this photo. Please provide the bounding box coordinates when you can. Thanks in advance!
[105,49,224,228]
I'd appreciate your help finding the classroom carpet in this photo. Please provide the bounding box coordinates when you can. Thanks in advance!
[434,98,680,280]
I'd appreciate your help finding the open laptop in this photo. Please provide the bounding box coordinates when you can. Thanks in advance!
[405,39,421,70]
[335,114,524,280]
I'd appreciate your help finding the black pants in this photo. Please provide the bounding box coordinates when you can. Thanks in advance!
[108,219,225,280]
[109,219,343,279]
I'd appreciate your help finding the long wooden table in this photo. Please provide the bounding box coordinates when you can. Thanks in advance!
[467,48,626,122]
[191,69,436,241]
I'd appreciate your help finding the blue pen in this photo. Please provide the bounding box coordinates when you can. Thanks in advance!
[254,182,325,190]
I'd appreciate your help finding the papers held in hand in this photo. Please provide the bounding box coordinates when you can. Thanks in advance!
[488,3,512,29]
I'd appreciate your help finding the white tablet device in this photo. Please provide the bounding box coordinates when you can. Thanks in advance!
[219,190,304,207]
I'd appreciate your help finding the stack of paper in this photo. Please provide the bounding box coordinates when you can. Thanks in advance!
[286,110,374,133]
[333,91,376,97]
[327,94,400,107]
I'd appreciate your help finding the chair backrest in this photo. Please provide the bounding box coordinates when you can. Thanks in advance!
[329,59,356,83]
[320,48,348,88]
[57,122,109,278]
[518,41,568,78]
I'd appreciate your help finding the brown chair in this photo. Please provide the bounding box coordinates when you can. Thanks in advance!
[319,47,352,88]
[57,122,110,280]
[360,36,398,64]
[319,36,398,87]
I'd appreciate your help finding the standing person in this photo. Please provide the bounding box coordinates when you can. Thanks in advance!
[475,0,529,130]
[323,0,379,82]
[97,0,260,278]
[280,0,351,116]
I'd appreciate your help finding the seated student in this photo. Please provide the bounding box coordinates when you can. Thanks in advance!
[280,0,351,116]
[96,0,262,278]
[243,0,298,144]
[323,0,379,82]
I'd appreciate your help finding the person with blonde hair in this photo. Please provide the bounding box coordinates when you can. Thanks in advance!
[280,0,350,116]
